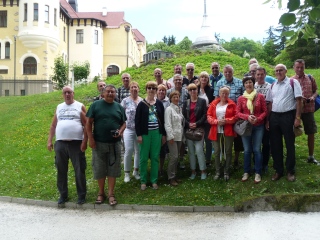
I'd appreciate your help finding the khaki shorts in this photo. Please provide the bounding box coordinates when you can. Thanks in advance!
[92,141,122,179]
[301,112,317,135]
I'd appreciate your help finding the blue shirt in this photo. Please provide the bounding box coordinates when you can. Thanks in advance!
[210,73,224,90]
[214,77,244,103]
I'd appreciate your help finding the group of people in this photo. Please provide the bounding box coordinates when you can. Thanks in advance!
[47,58,318,207]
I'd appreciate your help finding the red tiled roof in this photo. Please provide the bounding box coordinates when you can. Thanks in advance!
[133,29,145,43]
[60,0,78,18]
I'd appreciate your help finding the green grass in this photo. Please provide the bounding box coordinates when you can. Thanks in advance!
[1,51,320,207]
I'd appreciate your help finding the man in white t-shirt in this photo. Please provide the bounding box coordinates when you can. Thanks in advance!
[47,86,88,207]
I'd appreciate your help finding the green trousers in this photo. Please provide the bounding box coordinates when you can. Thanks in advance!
[139,129,162,184]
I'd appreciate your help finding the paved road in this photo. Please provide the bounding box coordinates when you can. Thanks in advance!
[0,202,319,240]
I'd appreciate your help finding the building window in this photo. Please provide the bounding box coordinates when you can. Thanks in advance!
[45,5,49,23]
[21,90,26,96]
[24,3,28,21]
[0,11,7,27]
[34,3,38,21]
[5,42,10,59]
[76,29,83,43]
[23,57,37,75]
[5,90,9,96]
[107,65,119,77]
[54,8,57,26]
[94,30,98,44]
[63,27,66,42]
[0,69,8,74]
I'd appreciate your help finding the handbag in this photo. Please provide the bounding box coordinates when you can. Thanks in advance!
[185,99,204,141]
[233,95,257,136]
[185,127,204,141]
[233,119,252,136]
[315,94,320,112]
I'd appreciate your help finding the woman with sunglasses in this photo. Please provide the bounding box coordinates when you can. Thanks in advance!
[236,76,267,184]
[182,83,207,180]
[135,81,166,190]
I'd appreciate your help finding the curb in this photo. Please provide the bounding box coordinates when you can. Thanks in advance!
[1,195,320,212]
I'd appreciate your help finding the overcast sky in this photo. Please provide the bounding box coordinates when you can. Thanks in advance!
[76,0,287,44]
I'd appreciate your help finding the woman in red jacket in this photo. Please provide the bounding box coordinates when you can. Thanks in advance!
[236,76,267,184]
[207,86,237,181]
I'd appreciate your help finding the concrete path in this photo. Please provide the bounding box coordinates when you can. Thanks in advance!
[0,202,319,240]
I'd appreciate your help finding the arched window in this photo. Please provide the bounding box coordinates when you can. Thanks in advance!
[107,65,119,77]
[5,42,10,59]
[23,57,37,75]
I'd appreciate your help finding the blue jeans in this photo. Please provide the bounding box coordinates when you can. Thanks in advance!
[186,138,206,171]
[241,124,264,175]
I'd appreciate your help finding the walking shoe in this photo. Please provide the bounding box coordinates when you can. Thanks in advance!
[307,157,319,164]
[189,173,196,180]
[287,173,296,182]
[141,184,147,191]
[152,183,159,190]
[57,197,68,208]
[124,173,130,183]
[241,173,249,182]
[213,173,220,180]
[77,198,86,205]
[271,172,282,181]
[224,174,230,182]
[254,174,261,184]
[169,179,178,186]
[133,170,140,180]
[201,173,207,180]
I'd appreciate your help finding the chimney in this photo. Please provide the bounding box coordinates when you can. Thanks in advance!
[102,7,107,16]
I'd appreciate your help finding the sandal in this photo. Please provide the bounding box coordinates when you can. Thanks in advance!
[95,193,106,204]
[108,194,118,206]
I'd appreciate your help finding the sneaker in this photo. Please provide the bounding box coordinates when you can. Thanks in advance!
[152,183,159,190]
[141,184,147,191]
[307,157,319,164]
[254,173,261,184]
[213,173,220,180]
[201,173,207,180]
[189,173,196,180]
[124,173,130,183]
[179,161,186,170]
[133,170,140,180]
[241,173,249,182]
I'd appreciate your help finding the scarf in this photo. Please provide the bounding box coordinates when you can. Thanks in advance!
[243,90,257,114]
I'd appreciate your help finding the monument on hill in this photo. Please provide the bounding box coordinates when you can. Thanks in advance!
[192,0,227,52]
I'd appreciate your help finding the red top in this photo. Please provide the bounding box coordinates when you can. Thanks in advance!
[207,98,237,141]
[236,93,267,126]
[189,102,196,123]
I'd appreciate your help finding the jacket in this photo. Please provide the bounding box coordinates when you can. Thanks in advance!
[164,103,184,141]
[135,99,166,136]
[182,98,207,129]
[207,98,237,141]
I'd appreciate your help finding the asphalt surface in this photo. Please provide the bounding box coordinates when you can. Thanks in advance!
[0,202,319,240]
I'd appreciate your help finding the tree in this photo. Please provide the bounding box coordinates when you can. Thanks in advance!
[222,38,265,59]
[51,56,69,90]
[264,0,320,45]
[71,61,90,82]
[162,36,168,45]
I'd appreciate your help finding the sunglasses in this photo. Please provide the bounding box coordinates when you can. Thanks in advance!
[212,67,219,69]
[188,88,197,91]
[147,87,157,90]
[187,69,194,71]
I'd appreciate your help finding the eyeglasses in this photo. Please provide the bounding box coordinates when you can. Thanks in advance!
[275,69,284,72]
[147,87,157,90]
[187,69,194,72]
[122,77,129,79]
[106,91,115,94]
[99,85,106,87]
[212,67,219,69]
[174,79,182,82]
[188,88,197,91]
[250,70,256,73]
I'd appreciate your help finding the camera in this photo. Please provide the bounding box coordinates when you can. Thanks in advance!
[110,130,119,137]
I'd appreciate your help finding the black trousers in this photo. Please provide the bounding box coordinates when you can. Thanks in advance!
[54,140,87,199]
[269,110,296,175]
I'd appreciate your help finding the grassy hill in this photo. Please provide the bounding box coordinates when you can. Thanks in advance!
[1,51,319,208]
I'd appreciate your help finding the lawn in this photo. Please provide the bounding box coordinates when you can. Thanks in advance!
[1,52,319,208]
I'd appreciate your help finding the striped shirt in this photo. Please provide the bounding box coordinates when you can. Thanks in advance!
[266,77,302,112]
[214,77,244,103]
